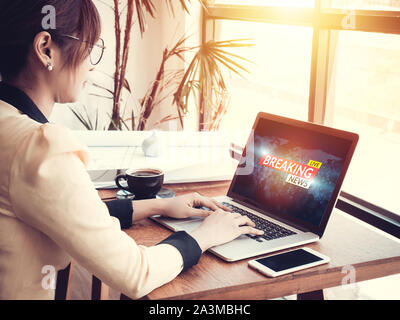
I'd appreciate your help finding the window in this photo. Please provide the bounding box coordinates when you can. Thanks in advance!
[214,21,313,130]
[214,0,315,8]
[204,1,400,221]
[325,30,400,214]
[329,0,400,10]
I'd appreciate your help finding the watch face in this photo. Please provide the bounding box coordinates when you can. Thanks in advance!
[116,187,175,200]
[116,189,135,200]
[156,188,176,199]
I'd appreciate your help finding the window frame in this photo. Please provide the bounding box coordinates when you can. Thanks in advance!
[202,1,400,237]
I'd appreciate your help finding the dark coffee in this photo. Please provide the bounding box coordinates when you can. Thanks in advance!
[132,172,158,177]
[115,169,164,200]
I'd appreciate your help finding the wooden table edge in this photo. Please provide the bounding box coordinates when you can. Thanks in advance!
[146,256,400,300]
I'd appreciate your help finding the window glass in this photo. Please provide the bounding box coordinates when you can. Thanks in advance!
[326,30,400,214]
[329,0,400,10]
[213,0,315,8]
[214,20,313,130]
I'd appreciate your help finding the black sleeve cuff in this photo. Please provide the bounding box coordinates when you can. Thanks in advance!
[105,199,133,229]
[158,231,202,272]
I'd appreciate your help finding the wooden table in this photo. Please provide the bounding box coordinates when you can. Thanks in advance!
[97,181,400,300]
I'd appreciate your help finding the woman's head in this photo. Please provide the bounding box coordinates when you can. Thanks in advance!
[0,0,102,103]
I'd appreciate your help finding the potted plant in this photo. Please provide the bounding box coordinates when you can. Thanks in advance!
[70,0,253,131]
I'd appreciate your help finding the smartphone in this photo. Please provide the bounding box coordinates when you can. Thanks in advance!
[248,247,330,277]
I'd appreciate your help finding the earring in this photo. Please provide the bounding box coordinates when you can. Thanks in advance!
[47,62,53,71]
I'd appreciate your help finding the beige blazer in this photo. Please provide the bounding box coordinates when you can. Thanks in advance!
[0,100,183,300]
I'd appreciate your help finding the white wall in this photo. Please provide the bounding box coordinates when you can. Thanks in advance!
[50,0,201,131]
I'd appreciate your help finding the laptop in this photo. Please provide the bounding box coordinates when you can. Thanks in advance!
[151,112,359,261]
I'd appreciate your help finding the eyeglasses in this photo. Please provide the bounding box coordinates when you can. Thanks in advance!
[61,35,106,66]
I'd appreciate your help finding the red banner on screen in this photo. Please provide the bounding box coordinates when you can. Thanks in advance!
[258,154,320,180]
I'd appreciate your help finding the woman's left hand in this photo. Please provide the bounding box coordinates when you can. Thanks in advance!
[161,192,232,219]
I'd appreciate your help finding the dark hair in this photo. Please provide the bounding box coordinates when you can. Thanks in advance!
[0,0,101,80]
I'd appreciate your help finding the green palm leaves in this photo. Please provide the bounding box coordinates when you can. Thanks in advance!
[174,39,254,129]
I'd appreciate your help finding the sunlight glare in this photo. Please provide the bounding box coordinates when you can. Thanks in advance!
[215,0,315,8]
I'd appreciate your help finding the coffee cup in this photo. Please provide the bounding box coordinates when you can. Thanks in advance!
[115,168,164,200]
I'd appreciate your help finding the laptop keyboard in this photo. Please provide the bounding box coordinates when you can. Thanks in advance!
[221,202,296,242]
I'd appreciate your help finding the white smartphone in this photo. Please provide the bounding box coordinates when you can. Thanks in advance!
[248,247,330,277]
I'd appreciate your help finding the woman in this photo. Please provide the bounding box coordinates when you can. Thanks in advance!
[0,0,263,300]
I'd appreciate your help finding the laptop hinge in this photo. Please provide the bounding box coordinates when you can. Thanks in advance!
[231,197,310,233]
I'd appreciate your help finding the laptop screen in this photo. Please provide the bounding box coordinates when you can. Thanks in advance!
[230,116,354,228]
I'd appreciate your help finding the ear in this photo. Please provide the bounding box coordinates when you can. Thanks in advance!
[32,31,56,70]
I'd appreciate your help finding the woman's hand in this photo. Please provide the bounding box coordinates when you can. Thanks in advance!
[133,192,263,251]
[190,209,264,252]
[161,192,232,219]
